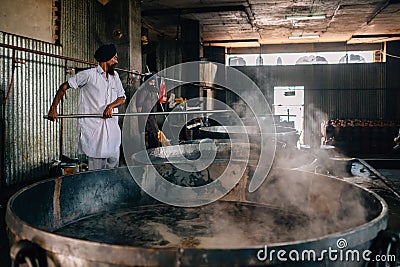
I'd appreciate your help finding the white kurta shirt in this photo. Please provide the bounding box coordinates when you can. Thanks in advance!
[68,65,126,158]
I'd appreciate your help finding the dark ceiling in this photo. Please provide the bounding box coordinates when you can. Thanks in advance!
[139,0,400,47]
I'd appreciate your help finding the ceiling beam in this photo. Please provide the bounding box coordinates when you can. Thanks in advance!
[203,39,259,44]
[367,0,391,25]
[243,0,256,29]
[352,34,400,38]
[142,5,246,16]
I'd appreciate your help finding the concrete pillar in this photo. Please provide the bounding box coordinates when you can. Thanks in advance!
[103,0,141,95]
[125,0,144,157]
[128,0,142,92]
[203,46,227,103]
[180,19,200,99]
[104,0,129,86]
[204,46,225,64]
[181,19,200,63]
[105,0,143,161]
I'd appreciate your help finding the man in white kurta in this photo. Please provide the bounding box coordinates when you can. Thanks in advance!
[48,44,126,170]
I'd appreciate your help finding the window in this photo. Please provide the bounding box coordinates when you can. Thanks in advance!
[274,86,304,144]
[227,51,375,66]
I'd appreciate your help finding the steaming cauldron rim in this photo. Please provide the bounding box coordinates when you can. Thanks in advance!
[132,141,317,166]
[6,167,388,266]
[199,125,298,136]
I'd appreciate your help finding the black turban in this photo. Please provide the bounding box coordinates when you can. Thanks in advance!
[94,44,117,62]
[143,73,155,82]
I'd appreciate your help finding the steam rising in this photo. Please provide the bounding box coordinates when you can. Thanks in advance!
[55,178,372,249]
[118,62,375,250]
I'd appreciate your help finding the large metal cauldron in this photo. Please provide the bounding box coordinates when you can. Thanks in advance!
[6,166,388,267]
[132,140,317,177]
[132,140,318,202]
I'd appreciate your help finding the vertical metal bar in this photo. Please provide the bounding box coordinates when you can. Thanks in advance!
[287,109,290,122]
[60,105,64,160]
[1,89,5,188]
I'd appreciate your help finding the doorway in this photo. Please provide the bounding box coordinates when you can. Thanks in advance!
[273,86,305,144]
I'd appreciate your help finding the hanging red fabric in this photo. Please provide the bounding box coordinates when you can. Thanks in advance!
[158,77,167,104]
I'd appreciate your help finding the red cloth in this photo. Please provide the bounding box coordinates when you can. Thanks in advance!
[158,77,167,104]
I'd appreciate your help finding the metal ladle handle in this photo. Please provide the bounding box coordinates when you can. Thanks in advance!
[43,109,231,119]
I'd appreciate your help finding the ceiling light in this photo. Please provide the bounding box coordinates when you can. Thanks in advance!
[288,35,320,40]
[286,14,326,21]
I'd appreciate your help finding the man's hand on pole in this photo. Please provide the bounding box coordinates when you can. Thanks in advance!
[47,106,59,121]
[103,105,113,118]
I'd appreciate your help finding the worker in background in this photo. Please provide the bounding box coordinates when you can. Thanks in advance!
[167,92,176,110]
[47,44,126,170]
[136,75,161,149]
[394,128,400,151]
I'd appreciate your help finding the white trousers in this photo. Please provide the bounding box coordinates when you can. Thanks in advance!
[88,152,119,171]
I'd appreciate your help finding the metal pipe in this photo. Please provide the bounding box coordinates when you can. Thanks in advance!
[0,42,142,76]
[0,43,229,90]
[60,60,67,160]
[43,109,231,119]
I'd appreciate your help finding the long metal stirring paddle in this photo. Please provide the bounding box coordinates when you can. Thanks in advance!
[43,109,231,119]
